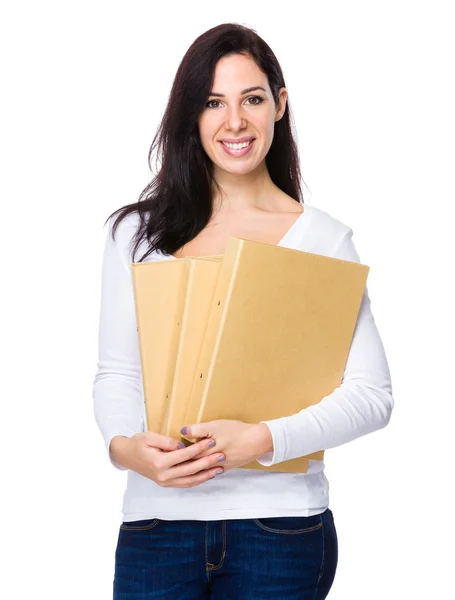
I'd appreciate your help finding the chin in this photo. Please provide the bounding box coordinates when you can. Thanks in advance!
[218,164,259,176]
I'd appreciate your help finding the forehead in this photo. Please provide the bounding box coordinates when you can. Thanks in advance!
[211,54,268,92]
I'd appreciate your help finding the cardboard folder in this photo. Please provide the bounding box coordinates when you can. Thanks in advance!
[161,256,223,440]
[159,255,310,472]
[131,256,222,434]
[180,236,369,473]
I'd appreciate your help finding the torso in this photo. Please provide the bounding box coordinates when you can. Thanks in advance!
[170,201,304,259]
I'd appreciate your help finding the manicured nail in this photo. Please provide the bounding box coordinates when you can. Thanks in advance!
[217,456,226,461]
[177,442,185,449]
[216,469,224,475]
[208,440,216,447]
[180,427,187,435]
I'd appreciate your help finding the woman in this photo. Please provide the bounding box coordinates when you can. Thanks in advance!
[93,22,394,599]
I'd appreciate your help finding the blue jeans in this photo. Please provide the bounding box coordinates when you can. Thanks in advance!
[113,508,338,599]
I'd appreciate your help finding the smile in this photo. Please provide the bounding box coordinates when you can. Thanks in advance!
[219,139,255,157]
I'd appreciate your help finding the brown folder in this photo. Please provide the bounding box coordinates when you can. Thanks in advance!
[161,256,223,439]
[131,256,222,435]
[131,260,189,433]
[181,236,369,473]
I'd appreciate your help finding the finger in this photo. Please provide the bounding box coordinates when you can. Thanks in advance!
[162,451,225,482]
[189,446,215,459]
[142,431,187,452]
[163,465,224,488]
[161,436,217,468]
[180,423,209,440]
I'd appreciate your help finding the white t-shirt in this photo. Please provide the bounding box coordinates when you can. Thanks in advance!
[92,203,394,521]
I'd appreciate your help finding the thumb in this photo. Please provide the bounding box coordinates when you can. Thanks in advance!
[180,423,207,440]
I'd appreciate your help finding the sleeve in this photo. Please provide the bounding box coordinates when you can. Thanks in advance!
[256,228,394,466]
[92,217,145,471]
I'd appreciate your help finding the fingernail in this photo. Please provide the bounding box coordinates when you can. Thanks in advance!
[216,469,224,475]
[208,440,216,447]
[217,456,226,461]
[177,442,185,449]
[180,427,187,435]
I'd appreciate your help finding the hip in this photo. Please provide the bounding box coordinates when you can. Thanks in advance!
[114,508,338,599]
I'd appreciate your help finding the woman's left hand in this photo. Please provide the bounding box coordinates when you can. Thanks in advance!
[180,420,273,472]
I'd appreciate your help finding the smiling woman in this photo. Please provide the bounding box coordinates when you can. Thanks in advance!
[103,22,304,263]
[93,20,394,600]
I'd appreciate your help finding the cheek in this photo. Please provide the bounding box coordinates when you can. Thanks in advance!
[265,115,276,137]
[198,113,219,141]
[251,113,275,139]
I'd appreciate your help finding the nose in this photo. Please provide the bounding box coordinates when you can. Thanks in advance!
[225,104,247,131]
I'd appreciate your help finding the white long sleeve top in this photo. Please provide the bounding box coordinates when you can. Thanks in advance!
[92,203,394,521]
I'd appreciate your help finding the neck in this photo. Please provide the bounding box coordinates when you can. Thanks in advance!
[211,161,279,215]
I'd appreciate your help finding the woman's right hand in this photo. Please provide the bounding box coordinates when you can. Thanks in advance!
[109,432,225,488]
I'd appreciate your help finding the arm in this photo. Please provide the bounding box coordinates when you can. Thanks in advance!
[256,228,394,466]
[92,216,144,471]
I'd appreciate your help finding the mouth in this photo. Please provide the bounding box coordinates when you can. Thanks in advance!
[219,138,256,157]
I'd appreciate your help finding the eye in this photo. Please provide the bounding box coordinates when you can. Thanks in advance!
[205,95,264,109]
[245,95,264,105]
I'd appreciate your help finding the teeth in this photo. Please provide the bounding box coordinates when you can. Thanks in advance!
[222,140,253,149]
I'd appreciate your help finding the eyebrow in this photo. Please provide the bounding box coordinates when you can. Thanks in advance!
[207,86,267,97]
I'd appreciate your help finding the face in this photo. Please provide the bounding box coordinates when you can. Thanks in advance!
[197,53,287,177]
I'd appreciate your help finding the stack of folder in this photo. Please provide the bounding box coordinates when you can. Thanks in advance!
[131,236,369,473]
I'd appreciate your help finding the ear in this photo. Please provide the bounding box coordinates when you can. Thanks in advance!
[275,87,288,122]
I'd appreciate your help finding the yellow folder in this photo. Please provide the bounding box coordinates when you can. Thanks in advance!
[180,236,369,473]
[131,256,222,434]
[132,260,188,434]
[161,256,223,439]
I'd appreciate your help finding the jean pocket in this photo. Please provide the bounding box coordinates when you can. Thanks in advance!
[253,514,323,535]
[119,518,160,531]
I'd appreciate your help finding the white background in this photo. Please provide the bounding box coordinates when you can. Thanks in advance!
[1,1,454,598]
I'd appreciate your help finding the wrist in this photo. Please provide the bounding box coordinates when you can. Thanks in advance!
[109,435,132,467]
[254,423,274,456]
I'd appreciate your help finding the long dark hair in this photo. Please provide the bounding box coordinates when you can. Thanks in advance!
[107,22,306,262]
